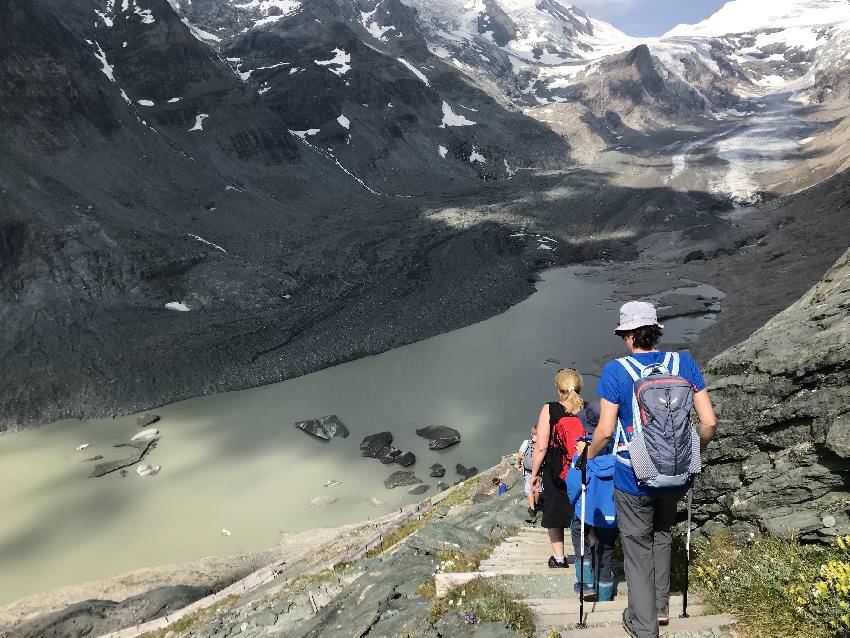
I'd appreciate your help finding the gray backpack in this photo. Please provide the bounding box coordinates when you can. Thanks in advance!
[615,353,701,488]
[522,440,534,471]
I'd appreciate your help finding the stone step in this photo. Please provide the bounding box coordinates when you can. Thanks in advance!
[547,613,737,638]
[526,594,700,614]
[534,605,707,628]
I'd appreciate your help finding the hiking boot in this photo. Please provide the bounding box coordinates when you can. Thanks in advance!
[622,609,639,638]
[525,507,537,523]
[547,556,569,568]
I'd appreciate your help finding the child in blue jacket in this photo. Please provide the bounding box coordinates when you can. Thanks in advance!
[567,401,619,601]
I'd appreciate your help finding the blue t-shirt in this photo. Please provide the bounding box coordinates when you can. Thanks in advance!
[596,351,706,496]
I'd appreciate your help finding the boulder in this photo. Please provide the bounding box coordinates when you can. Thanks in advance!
[369,497,386,507]
[384,471,422,489]
[408,484,430,495]
[359,432,393,458]
[130,428,160,442]
[415,425,461,450]
[395,452,416,467]
[136,413,161,427]
[456,464,478,480]
[684,249,706,263]
[136,464,161,477]
[309,496,338,508]
[83,455,104,462]
[89,440,157,478]
[437,481,450,491]
[379,447,403,464]
[294,415,349,441]
[429,463,446,478]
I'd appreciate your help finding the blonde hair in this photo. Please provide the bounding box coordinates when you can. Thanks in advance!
[555,368,584,415]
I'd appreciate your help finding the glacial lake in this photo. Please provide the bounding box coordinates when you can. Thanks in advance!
[0,266,711,604]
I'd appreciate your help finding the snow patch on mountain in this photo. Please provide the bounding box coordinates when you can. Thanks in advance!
[398,58,430,85]
[315,49,351,76]
[440,101,475,127]
[189,114,210,131]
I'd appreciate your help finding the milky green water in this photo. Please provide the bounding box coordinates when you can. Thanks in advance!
[0,267,708,605]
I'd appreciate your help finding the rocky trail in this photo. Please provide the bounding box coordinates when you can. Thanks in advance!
[436,527,737,638]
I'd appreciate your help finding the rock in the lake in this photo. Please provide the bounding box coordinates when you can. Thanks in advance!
[456,464,478,480]
[83,455,104,462]
[384,471,422,489]
[89,440,157,478]
[324,480,342,488]
[360,432,393,458]
[430,463,446,478]
[416,425,461,450]
[379,455,396,465]
[437,481,450,491]
[76,443,91,451]
[369,497,386,507]
[545,358,561,365]
[395,452,416,467]
[136,464,161,477]
[310,496,338,508]
[379,447,403,464]
[131,428,160,442]
[409,484,430,495]
[294,415,349,441]
[136,413,161,427]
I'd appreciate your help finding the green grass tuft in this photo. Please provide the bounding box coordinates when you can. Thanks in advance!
[430,577,536,638]
[693,533,850,638]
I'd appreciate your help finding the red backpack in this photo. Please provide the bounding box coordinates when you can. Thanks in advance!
[546,402,588,481]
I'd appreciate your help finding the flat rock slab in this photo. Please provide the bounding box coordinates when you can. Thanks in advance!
[456,464,478,479]
[136,413,160,427]
[430,463,446,477]
[384,471,422,489]
[395,452,416,467]
[409,484,430,495]
[310,496,338,508]
[360,431,393,458]
[294,415,349,441]
[89,441,157,478]
[416,425,461,450]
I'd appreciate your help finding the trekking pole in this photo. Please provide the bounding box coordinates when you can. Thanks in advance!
[576,443,589,629]
[681,487,693,619]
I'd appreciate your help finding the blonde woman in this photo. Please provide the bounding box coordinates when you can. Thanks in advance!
[529,369,589,567]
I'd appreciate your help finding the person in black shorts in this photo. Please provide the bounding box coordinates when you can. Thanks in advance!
[529,369,589,568]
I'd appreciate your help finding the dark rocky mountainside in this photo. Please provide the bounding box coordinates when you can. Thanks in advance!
[695,247,850,542]
[0,0,573,429]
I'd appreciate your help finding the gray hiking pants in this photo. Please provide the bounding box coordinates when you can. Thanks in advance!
[615,487,687,638]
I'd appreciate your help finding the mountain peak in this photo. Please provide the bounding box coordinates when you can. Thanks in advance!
[665,0,850,38]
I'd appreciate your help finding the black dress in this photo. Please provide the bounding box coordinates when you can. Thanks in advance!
[540,402,588,530]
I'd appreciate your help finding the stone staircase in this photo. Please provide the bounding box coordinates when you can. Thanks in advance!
[436,526,737,638]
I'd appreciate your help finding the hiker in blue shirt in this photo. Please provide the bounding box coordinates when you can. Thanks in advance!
[566,399,619,602]
[586,301,717,638]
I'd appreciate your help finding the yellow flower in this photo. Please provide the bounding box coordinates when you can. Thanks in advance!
[796,596,807,605]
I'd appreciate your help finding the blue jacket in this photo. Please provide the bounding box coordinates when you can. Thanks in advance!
[566,453,618,529]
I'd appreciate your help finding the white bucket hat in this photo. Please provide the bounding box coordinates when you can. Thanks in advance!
[615,301,663,333]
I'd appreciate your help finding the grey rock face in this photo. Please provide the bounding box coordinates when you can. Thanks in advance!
[395,452,417,467]
[360,432,393,458]
[430,463,446,478]
[294,415,349,441]
[384,471,422,489]
[9,585,209,638]
[416,425,461,450]
[695,248,850,542]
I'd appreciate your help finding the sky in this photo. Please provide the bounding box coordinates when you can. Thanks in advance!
[577,0,730,36]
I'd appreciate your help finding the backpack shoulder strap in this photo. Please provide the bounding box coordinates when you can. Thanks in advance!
[670,352,681,376]
[618,357,642,380]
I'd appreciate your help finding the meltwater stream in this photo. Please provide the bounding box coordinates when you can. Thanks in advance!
[0,267,710,604]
